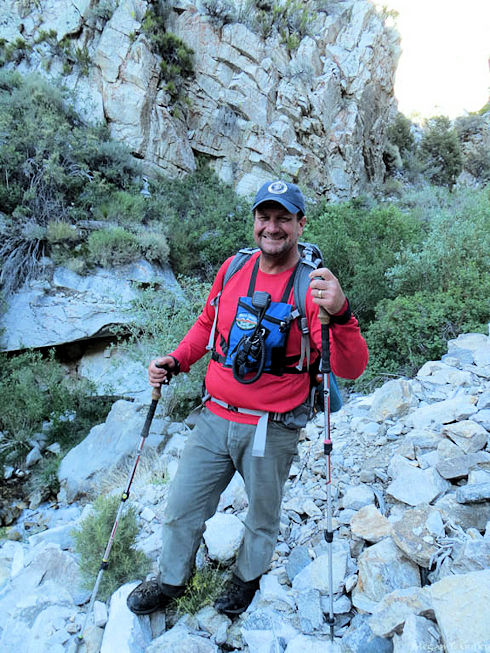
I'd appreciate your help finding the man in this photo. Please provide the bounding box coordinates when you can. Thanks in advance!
[127,180,368,617]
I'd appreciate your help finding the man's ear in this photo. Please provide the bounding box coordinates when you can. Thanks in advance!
[298,215,307,231]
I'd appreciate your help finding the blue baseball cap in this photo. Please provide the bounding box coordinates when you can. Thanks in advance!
[252,180,305,216]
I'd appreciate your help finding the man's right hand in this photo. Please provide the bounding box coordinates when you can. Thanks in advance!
[148,356,175,388]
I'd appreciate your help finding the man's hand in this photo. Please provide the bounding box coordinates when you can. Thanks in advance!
[309,267,346,315]
[148,355,176,388]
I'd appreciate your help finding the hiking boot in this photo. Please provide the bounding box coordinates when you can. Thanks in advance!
[214,575,260,617]
[126,579,184,615]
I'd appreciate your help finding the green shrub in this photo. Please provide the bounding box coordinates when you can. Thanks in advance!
[136,230,169,264]
[387,187,490,296]
[363,288,488,384]
[124,275,211,419]
[158,164,253,280]
[419,116,463,190]
[387,112,415,160]
[141,6,194,105]
[46,220,78,242]
[174,565,228,615]
[87,227,140,267]
[73,494,150,601]
[0,350,104,465]
[303,199,424,323]
[0,70,142,293]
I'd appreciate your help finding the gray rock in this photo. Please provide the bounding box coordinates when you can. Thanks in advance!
[1,262,178,352]
[340,614,393,653]
[100,582,152,653]
[28,522,76,550]
[392,614,443,653]
[435,493,490,531]
[456,482,490,504]
[341,484,375,511]
[203,512,245,563]
[352,538,421,613]
[285,632,342,652]
[292,541,349,596]
[369,587,434,638]
[406,396,478,430]
[93,600,108,628]
[473,409,490,430]
[145,622,218,652]
[386,465,450,507]
[451,538,490,573]
[25,445,42,468]
[390,505,444,567]
[417,360,473,386]
[442,420,488,454]
[369,379,418,421]
[58,400,166,501]
[196,605,231,646]
[286,545,312,583]
[429,569,490,653]
[296,588,324,633]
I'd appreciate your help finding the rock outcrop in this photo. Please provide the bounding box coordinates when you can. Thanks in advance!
[1,332,489,652]
[0,0,399,200]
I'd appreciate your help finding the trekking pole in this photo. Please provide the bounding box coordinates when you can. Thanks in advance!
[318,305,335,642]
[75,364,172,651]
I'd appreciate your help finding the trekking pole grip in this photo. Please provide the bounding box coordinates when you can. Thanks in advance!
[152,362,173,400]
[318,307,331,374]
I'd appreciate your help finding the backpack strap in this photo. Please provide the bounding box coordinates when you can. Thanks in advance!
[206,248,258,351]
[294,242,323,371]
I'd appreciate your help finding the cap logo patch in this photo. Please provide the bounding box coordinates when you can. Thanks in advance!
[268,181,288,195]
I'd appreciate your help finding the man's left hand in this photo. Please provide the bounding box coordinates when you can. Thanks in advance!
[309,267,346,315]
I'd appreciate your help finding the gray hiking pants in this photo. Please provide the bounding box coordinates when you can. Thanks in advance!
[158,406,300,586]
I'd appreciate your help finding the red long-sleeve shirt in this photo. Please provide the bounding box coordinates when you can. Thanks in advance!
[171,252,368,424]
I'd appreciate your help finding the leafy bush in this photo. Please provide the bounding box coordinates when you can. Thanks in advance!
[174,565,228,615]
[0,70,142,294]
[124,276,211,419]
[158,164,253,280]
[0,350,107,466]
[303,199,424,323]
[88,227,140,267]
[141,6,194,105]
[387,187,490,297]
[73,494,150,601]
[363,289,488,384]
[359,185,490,385]
[136,229,170,264]
[419,116,463,190]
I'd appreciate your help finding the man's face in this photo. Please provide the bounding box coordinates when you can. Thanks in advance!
[253,201,306,259]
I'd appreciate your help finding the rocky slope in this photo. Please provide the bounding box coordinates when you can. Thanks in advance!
[1,331,489,652]
[0,0,399,200]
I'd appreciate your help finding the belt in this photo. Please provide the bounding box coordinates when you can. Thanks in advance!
[204,394,283,458]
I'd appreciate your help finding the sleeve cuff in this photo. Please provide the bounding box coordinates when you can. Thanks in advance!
[330,298,352,324]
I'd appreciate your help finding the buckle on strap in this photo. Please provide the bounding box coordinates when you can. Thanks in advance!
[206,395,269,457]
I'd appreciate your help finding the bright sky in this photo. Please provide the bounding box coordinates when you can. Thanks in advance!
[376,0,489,119]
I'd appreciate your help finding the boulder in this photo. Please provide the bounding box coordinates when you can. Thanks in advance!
[58,400,167,502]
[0,261,179,352]
[390,505,444,567]
[100,582,152,653]
[349,504,392,543]
[203,512,245,563]
[369,379,418,421]
[386,464,450,507]
[429,569,490,653]
[352,538,421,613]
[392,614,443,653]
[369,587,434,638]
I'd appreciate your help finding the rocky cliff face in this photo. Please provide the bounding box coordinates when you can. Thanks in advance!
[0,0,399,200]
